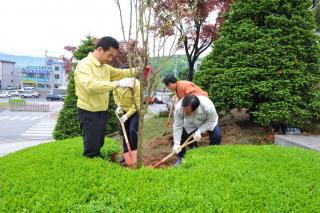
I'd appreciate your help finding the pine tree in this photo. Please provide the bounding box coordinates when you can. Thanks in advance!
[195,0,320,128]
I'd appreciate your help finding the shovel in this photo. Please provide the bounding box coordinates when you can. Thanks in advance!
[162,96,176,136]
[115,112,137,168]
[152,134,197,168]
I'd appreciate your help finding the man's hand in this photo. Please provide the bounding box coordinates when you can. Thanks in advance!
[120,114,128,123]
[172,144,182,154]
[115,106,123,115]
[119,78,134,88]
[193,129,201,142]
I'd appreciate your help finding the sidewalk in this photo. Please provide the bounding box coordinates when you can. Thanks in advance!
[0,139,52,157]
[274,135,320,151]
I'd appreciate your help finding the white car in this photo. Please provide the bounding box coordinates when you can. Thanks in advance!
[0,91,11,98]
[20,91,40,98]
[154,92,171,104]
[7,90,19,97]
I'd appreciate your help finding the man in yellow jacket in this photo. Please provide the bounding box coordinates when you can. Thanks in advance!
[113,79,140,162]
[75,36,136,158]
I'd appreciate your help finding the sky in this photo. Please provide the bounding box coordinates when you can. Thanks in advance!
[0,0,129,57]
[0,0,215,58]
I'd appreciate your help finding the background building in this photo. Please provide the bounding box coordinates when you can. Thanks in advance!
[0,60,21,90]
[46,57,67,89]
[22,66,52,89]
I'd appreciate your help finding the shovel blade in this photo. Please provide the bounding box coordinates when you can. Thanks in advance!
[123,150,137,168]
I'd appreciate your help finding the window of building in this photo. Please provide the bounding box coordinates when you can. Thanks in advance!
[55,74,60,79]
[55,66,60,71]
[11,80,13,83]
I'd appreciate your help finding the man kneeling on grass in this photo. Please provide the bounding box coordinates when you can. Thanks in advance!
[172,95,222,166]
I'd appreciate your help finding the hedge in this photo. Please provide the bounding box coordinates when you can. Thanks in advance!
[1,138,320,212]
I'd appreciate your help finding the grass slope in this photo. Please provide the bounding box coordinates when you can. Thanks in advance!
[0,138,320,212]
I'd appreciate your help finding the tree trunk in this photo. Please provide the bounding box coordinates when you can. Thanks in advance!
[136,110,144,168]
[186,62,195,81]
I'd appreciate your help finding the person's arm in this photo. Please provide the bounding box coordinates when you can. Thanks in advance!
[125,82,140,118]
[75,63,118,94]
[108,65,136,81]
[173,105,184,145]
[198,107,218,133]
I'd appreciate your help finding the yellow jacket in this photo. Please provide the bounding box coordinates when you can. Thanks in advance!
[74,53,135,112]
[113,80,140,118]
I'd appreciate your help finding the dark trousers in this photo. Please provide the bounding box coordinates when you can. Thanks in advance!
[178,125,222,158]
[77,108,107,158]
[119,112,139,153]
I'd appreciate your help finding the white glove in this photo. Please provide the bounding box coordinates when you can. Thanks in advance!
[193,129,201,142]
[116,106,123,115]
[120,114,128,123]
[119,78,134,88]
[172,144,182,154]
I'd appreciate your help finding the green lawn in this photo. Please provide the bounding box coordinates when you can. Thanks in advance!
[0,102,9,110]
[1,137,320,212]
[143,116,172,141]
[111,116,170,143]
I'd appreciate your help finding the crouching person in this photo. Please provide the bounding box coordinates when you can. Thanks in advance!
[172,95,222,166]
[113,79,140,165]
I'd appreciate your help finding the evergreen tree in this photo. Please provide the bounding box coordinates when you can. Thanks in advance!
[195,0,320,128]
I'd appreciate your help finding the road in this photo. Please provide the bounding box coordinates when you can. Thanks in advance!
[0,99,63,156]
[0,99,165,157]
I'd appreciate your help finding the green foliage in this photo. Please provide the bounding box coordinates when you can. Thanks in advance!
[1,140,320,211]
[53,35,117,140]
[150,55,188,78]
[314,1,320,32]
[195,0,320,128]
[73,35,96,61]
[177,68,188,80]
[157,110,169,118]
[53,70,80,140]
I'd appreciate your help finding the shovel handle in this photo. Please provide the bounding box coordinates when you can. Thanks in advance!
[152,135,197,168]
[115,112,133,155]
[162,97,175,136]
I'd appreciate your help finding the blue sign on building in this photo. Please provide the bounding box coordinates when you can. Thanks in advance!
[25,66,52,74]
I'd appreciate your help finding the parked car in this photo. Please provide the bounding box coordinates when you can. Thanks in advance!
[6,86,16,90]
[46,93,64,101]
[7,90,19,97]
[23,86,35,91]
[143,93,155,104]
[154,92,171,104]
[0,91,11,98]
[20,91,40,98]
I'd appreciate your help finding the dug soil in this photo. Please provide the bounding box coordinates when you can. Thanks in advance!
[142,109,275,168]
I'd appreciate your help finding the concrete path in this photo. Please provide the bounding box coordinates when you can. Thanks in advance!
[274,135,320,151]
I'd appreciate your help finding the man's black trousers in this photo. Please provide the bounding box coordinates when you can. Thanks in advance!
[77,108,107,158]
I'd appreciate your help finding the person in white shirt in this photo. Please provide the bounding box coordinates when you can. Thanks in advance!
[172,95,222,165]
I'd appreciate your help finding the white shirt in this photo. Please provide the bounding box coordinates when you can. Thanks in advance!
[173,96,219,145]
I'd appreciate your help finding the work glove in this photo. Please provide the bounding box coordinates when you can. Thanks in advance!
[192,129,201,142]
[119,78,134,88]
[172,144,182,154]
[115,106,123,115]
[120,114,129,123]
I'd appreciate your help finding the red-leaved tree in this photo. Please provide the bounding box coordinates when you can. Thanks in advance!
[60,46,76,78]
[153,0,233,80]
